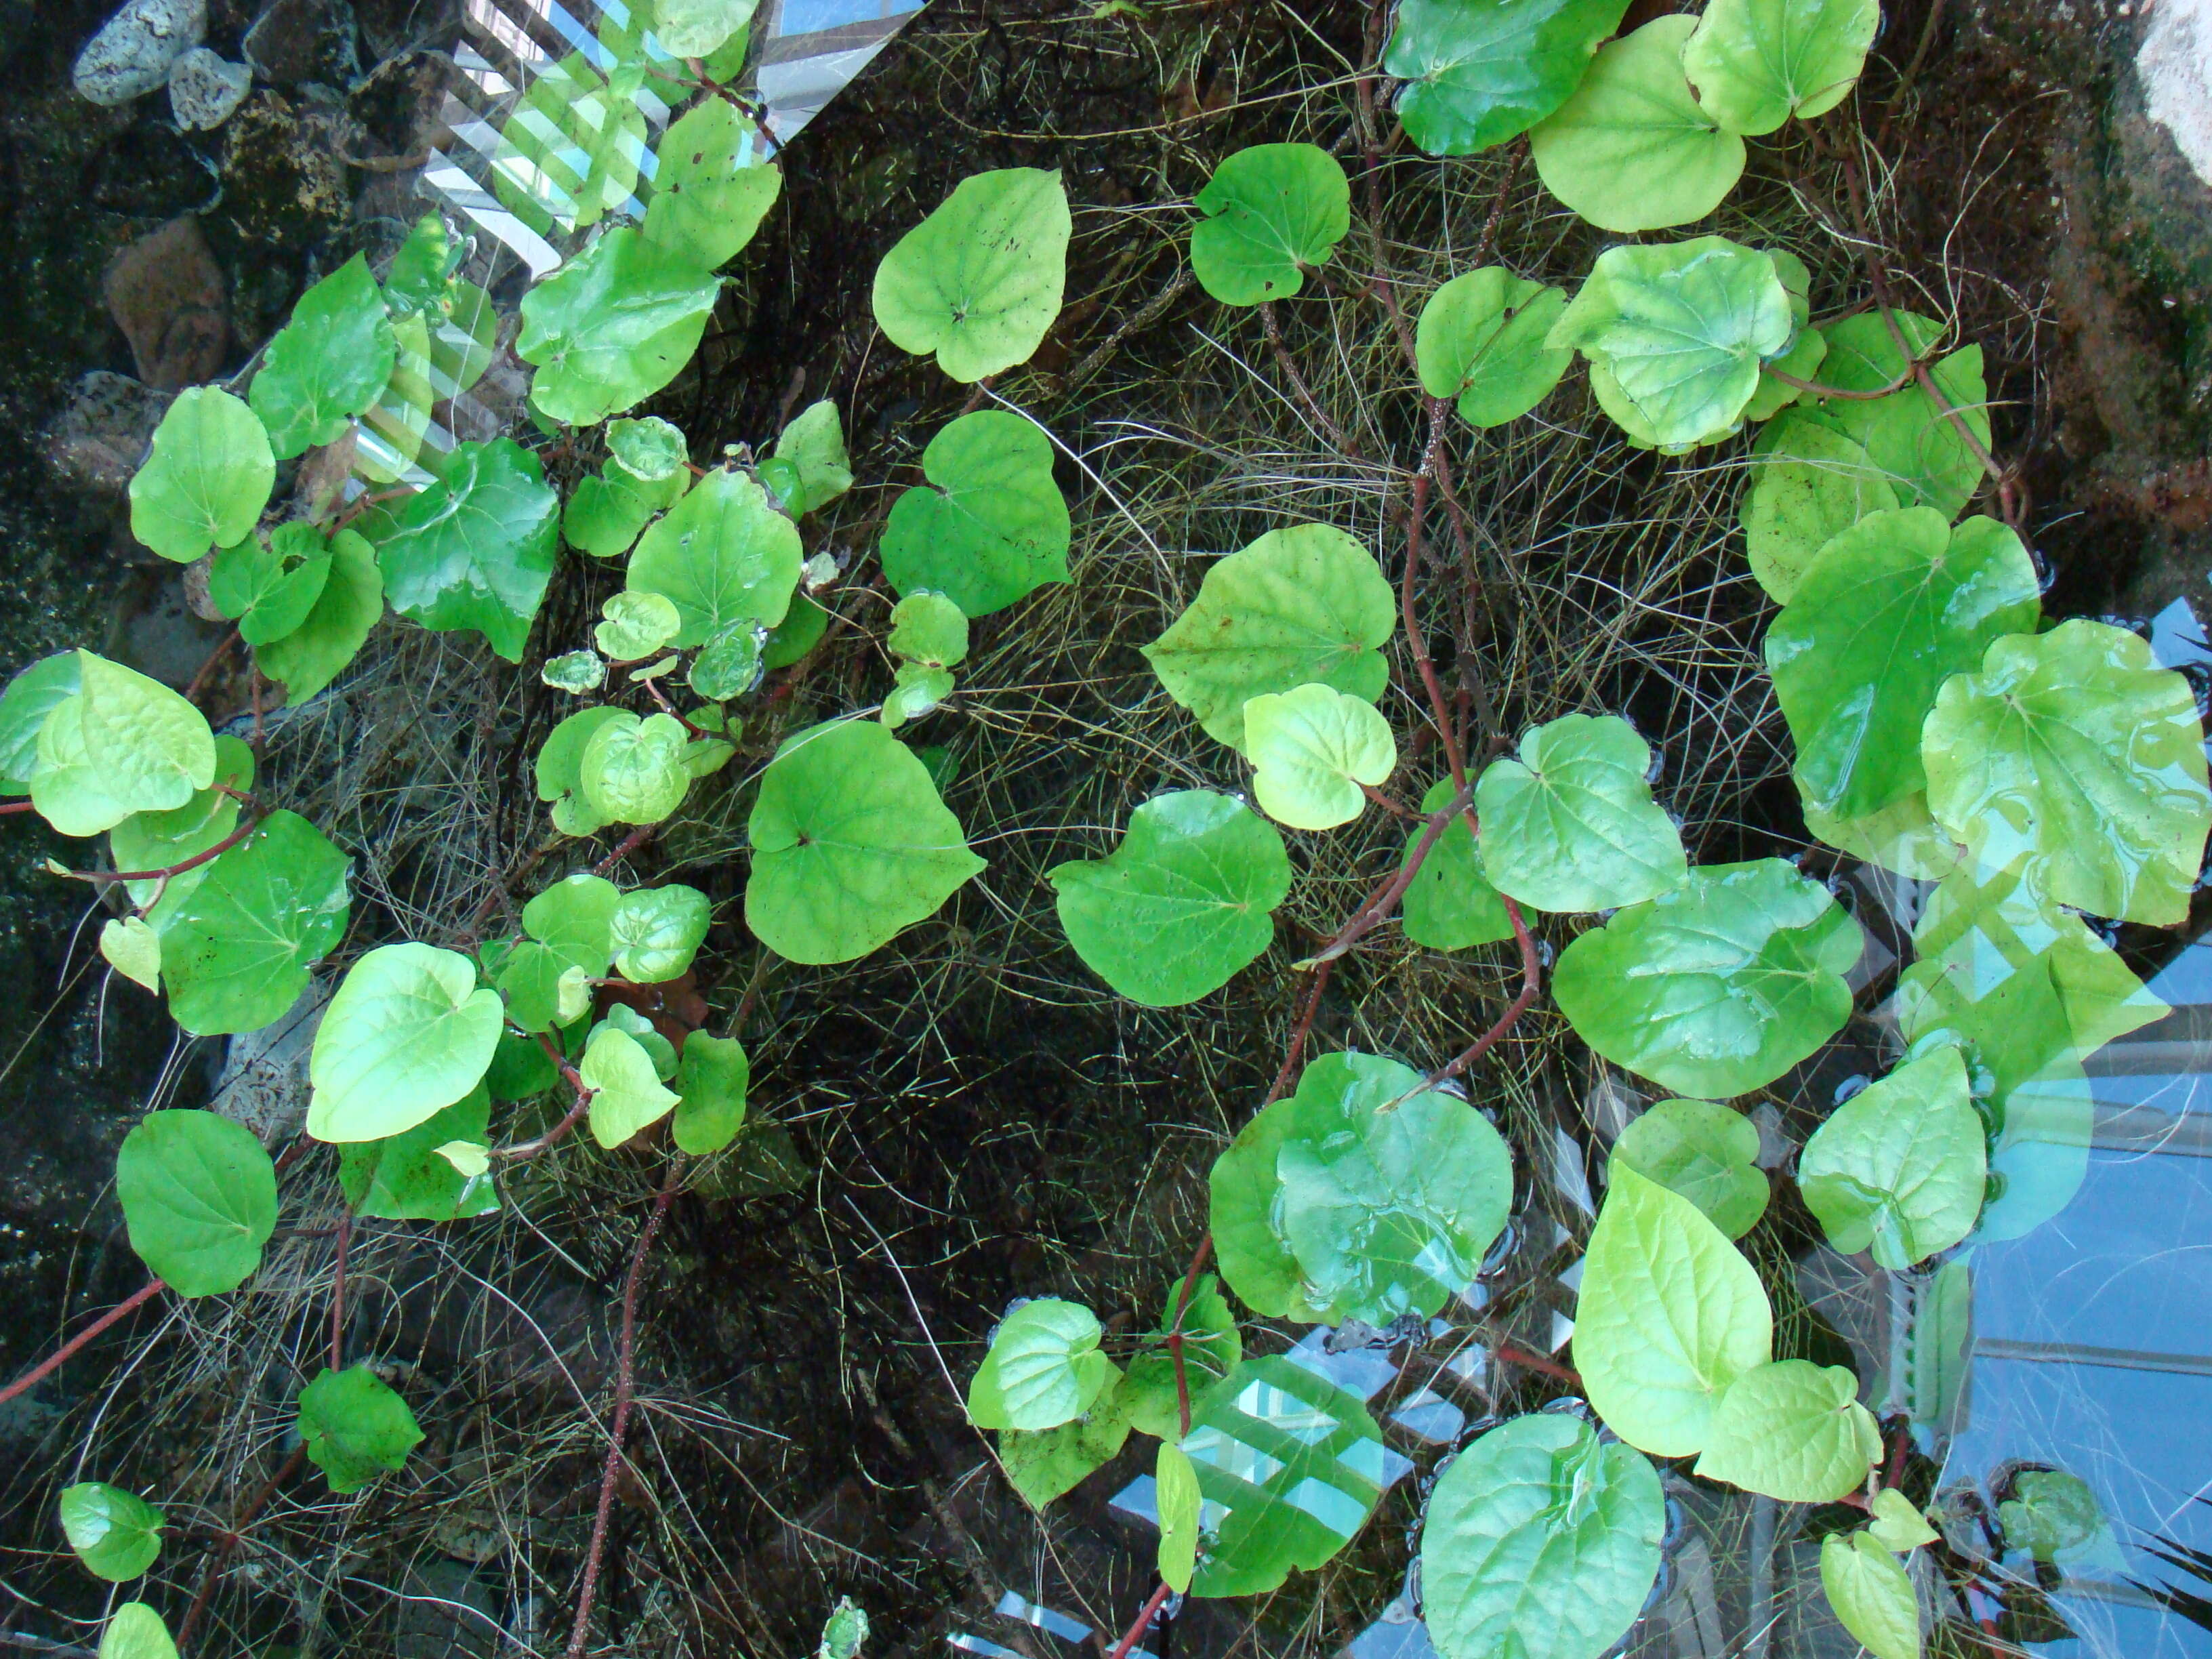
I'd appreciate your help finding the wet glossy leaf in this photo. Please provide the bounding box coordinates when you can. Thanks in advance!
[258,528,382,704]
[1000,1373,1130,1507]
[0,653,80,793]
[595,590,682,660]
[298,1365,424,1494]
[211,523,333,647]
[1528,18,1745,232]
[1682,0,1879,136]
[582,1025,680,1147]
[1121,1272,1242,1439]
[153,811,350,1036]
[1049,789,1290,1007]
[672,1031,748,1154]
[1799,783,1961,882]
[249,254,397,458]
[33,653,218,837]
[888,592,968,669]
[1553,859,1858,1099]
[371,438,560,662]
[110,735,252,909]
[1416,268,1572,428]
[1814,312,1990,517]
[1610,1099,1767,1239]
[578,711,691,825]
[684,622,760,701]
[1693,1359,1881,1501]
[966,1298,1111,1431]
[1420,1413,1664,1659]
[338,1086,497,1221]
[1770,510,2040,820]
[1549,237,1793,448]
[1189,143,1349,306]
[1385,0,1633,155]
[1401,777,1510,951]
[1213,1052,1512,1325]
[880,663,951,729]
[1820,1532,1921,1659]
[651,0,756,57]
[1799,1047,1984,1268]
[1741,410,1902,605]
[565,463,687,557]
[1144,525,1395,752]
[98,1604,175,1659]
[610,883,710,981]
[608,415,687,481]
[1574,1165,1772,1456]
[770,398,853,516]
[1476,713,1686,911]
[518,228,720,426]
[1180,1355,1388,1596]
[628,468,803,646]
[1925,619,2211,924]
[745,719,985,964]
[1245,683,1396,830]
[873,167,1071,382]
[1869,1488,1940,1552]
[880,411,1070,617]
[59,1482,165,1582]
[128,387,275,563]
[1999,1471,2121,1569]
[116,1109,277,1297]
[536,706,628,836]
[642,97,780,268]
[1157,1442,1201,1593]
[308,943,505,1143]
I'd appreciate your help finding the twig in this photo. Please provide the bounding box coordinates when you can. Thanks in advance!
[1263,960,1333,1106]
[55,815,263,887]
[493,1034,594,1160]
[1492,1338,1580,1390]
[1258,301,1358,457]
[329,1207,352,1372]
[1107,1582,1174,1659]
[1301,786,1470,968]
[1763,365,1918,400]
[0,1279,167,1408]
[175,1444,306,1652]
[184,628,243,704]
[1426,878,1540,1089]
[592,823,657,877]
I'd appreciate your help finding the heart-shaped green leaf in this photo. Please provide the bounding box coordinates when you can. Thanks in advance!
[626,468,802,646]
[1574,1164,1771,1456]
[966,1297,1110,1431]
[308,943,504,1142]
[1476,712,1687,912]
[1420,1413,1664,1659]
[518,228,721,426]
[211,524,333,648]
[1810,312,1990,517]
[1693,1359,1881,1501]
[1245,682,1396,830]
[641,97,781,269]
[1740,409,1902,605]
[100,917,161,991]
[116,1109,278,1298]
[0,653,81,794]
[98,1603,176,1659]
[370,438,560,662]
[594,590,682,660]
[672,1031,748,1154]
[1999,1471,2120,1570]
[610,882,711,981]
[536,706,628,837]
[565,463,687,558]
[249,254,398,458]
[522,872,619,977]
[1868,1488,1940,1553]
[1819,1532,1921,1659]
[33,653,218,837]
[151,811,350,1036]
[1401,777,1510,950]
[128,388,275,564]
[872,168,1071,382]
[337,1086,498,1222]
[258,529,383,704]
[1385,0,1633,155]
[1554,859,1858,1098]
[298,1365,424,1494]
[580,711,693,825]
[1610,1099,1767,1239]
[607,415,687,481]
[1415,268,1572,428]
[1681,0,1879,136]
[880,411,1071,617]
[1799,1046,1984,1269]
[888,592,969,669]
[59,1482,166,1582]
[1000,1374,1131,1509]
[582,1025,681,1147]
[1189,143,1350,306]
[1049,789,1290,1007]
[769,399,853,516]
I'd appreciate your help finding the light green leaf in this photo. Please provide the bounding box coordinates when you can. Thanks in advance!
[578,711,692,825]
[352,308,434,484]
[98,1604,176,1659]
[1742,320,1826,424]
[33,653,218,837]
[1475,712,1687,911]
[489,45,647,237]
[1048,789,1290,1007]
[371,438,560,662]
[1869,1488,1940,1553]
[523,872,619,977]
[595,590,682,659]
[1528,17,1746,232]
[1244,682,1395,830]
[1121,1273,1242,1439]
[1189,143,1350,306]
[1813,312,1990,517]
[59,1482,165,1582]
[518,228,721,426]
[1156,1442,1201,1593]
[1923,619,2211,924]
[769,398,853,516]
[1574,1164,1772,1457]
[888,592,969,668]
[1549,237,1793,448]
[1181,1355,1386,1596]
[1416,268,1572,428]
[490,939,570,1033]
[127,387,274,563]
[1553,859,1858,1099]
[1769,510,2041,820]
[536,706,627,836]
[817,1596,868,1659]
[1144,524,1394,752]
[651,0,757,58]
[1800,782,1962,881]
[258,528,382,703]
[110,736,252,908]
[211,525,333,648]
[610,882,710,981]
[298,1365,424,1494]
[1401,777,1510,950]
[0,653,81,793]
[1682,0,1879,136]
[880,411,1070,617]
[594,1004,677,1080]
[249,254,398,458]
[543,650,607,694]
[884,660,951,731]
[307,943,505,1143]
[1820,1532,1921,1659]
[691,622,764,699]
[582,1025,681,1147]
[337,1086,498,1221]
[1000,1372,1130,1507]
[966,1298,1110,1431]
[116,1109,277,1297]
[1385,0,1633,155]
[627,468,802,646]
[384,212,457,318]
[1741,409,1902,605]
[1999,1471,2122,1570]
[1799,1047,1985,1268]
[1692,1359,1881,1501]
[873,167,1071,382]
[100,917,161,992]
[437,1141,491,1178]
[673,1031,748,1154]
[641,97,780,268]
[745,718,985,964]
[152,811,352,1036]
[608,415,687,481]
[1420,1413,1663,1659]
[1610,1099,1767,1239]
[565,463,687,557]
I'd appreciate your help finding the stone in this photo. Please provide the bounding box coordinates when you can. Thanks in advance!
[102,215,229,389]
[168,46,251,130]
[211,981,329,1143]
[216,91,356,253]
[43,371,173,495]
[72,0,206,106]
[2142,0,2212,190]
[243,0,361,87]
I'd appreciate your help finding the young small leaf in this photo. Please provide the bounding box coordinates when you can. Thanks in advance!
[1415,268,1572,428]
[1385,0,1633,156]
[116,1109,279,1298]
[594,590,683,660]
[211,523,333,647]
[1000,1375,1130,1507]
[537,706,628,836]
[249,254,398,457]
[98,1603,176,1659]
[1999,1471,2121,1570]
[880,411,1071,617]
[128,387,275,564]
[1610,1099,1767,1240]
[608,415,688,481]
[565,463,687,558]
[1189,143,1350,306]
[100,918,162,993]
[1692,1359,1881,1502]
[523,872,619,977]
[1120,1273,1241,1439]
[1156,1441,1202,1593]
[887,592,969,669]
[966,1298,1110,1432]
[673,1031,748,1154]
[581,1025,681,1147]
[770,398,854,516]
[337,1086,498,1221]
[1868,1488,1939,1553]
[872,168,1071,382]
[1819,1532,1921,1659]
[298,1365,425,1493]
[59,1483,165,1582]
[1799,1046,1985,1268]
[626,468,802,645]
[258,528,383,704]
[641,97,781,268]
[543,650,607,693]
[1475,712,1687,912]
[307,943,505,1142]
[609,882,711,981]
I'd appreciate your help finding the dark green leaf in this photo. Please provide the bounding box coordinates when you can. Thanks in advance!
[249,255,398,459]
[371,439,560,662]
[298,1365,424,1493]
[116,1109,278,1298]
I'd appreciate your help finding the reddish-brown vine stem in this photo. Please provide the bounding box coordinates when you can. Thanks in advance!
[0,1279,167,1410]
[1301,785,1471,970]
[494,1033,594,1161]
[328,1207,353,1373]
[1164,1234,1217,1439]
[1428,876,1541,1090]
[1106,1580,1176,1659]
[1492,1339,1581,1390]
[591,822,657,877]
[174,1444,306,1652]
[58,813,264,887]
[1258,300,1358,457]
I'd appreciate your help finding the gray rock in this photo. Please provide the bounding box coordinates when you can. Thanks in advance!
[43,371,173,496]
[243,0,361,87]
[169,46,251,130]
[2142,0,2212,191]
[72,0,207,106]
[211,981,329,1144]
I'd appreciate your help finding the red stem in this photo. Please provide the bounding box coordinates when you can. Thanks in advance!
[0,1279,167,1408]
[0,801,39,815]
[1428,879,1540,1088]
[328,1207,352,1373]
[1303,786,1469,968]
[1257,301,1357,458]
[1493,1340,1581,1389]
[1107,1581,1174,1659]
[1164,1235,1216,1439]
[61,813,263,886]
[493,1033,594,1160]
[176,1445,306,1650]
[592,823,657,877]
